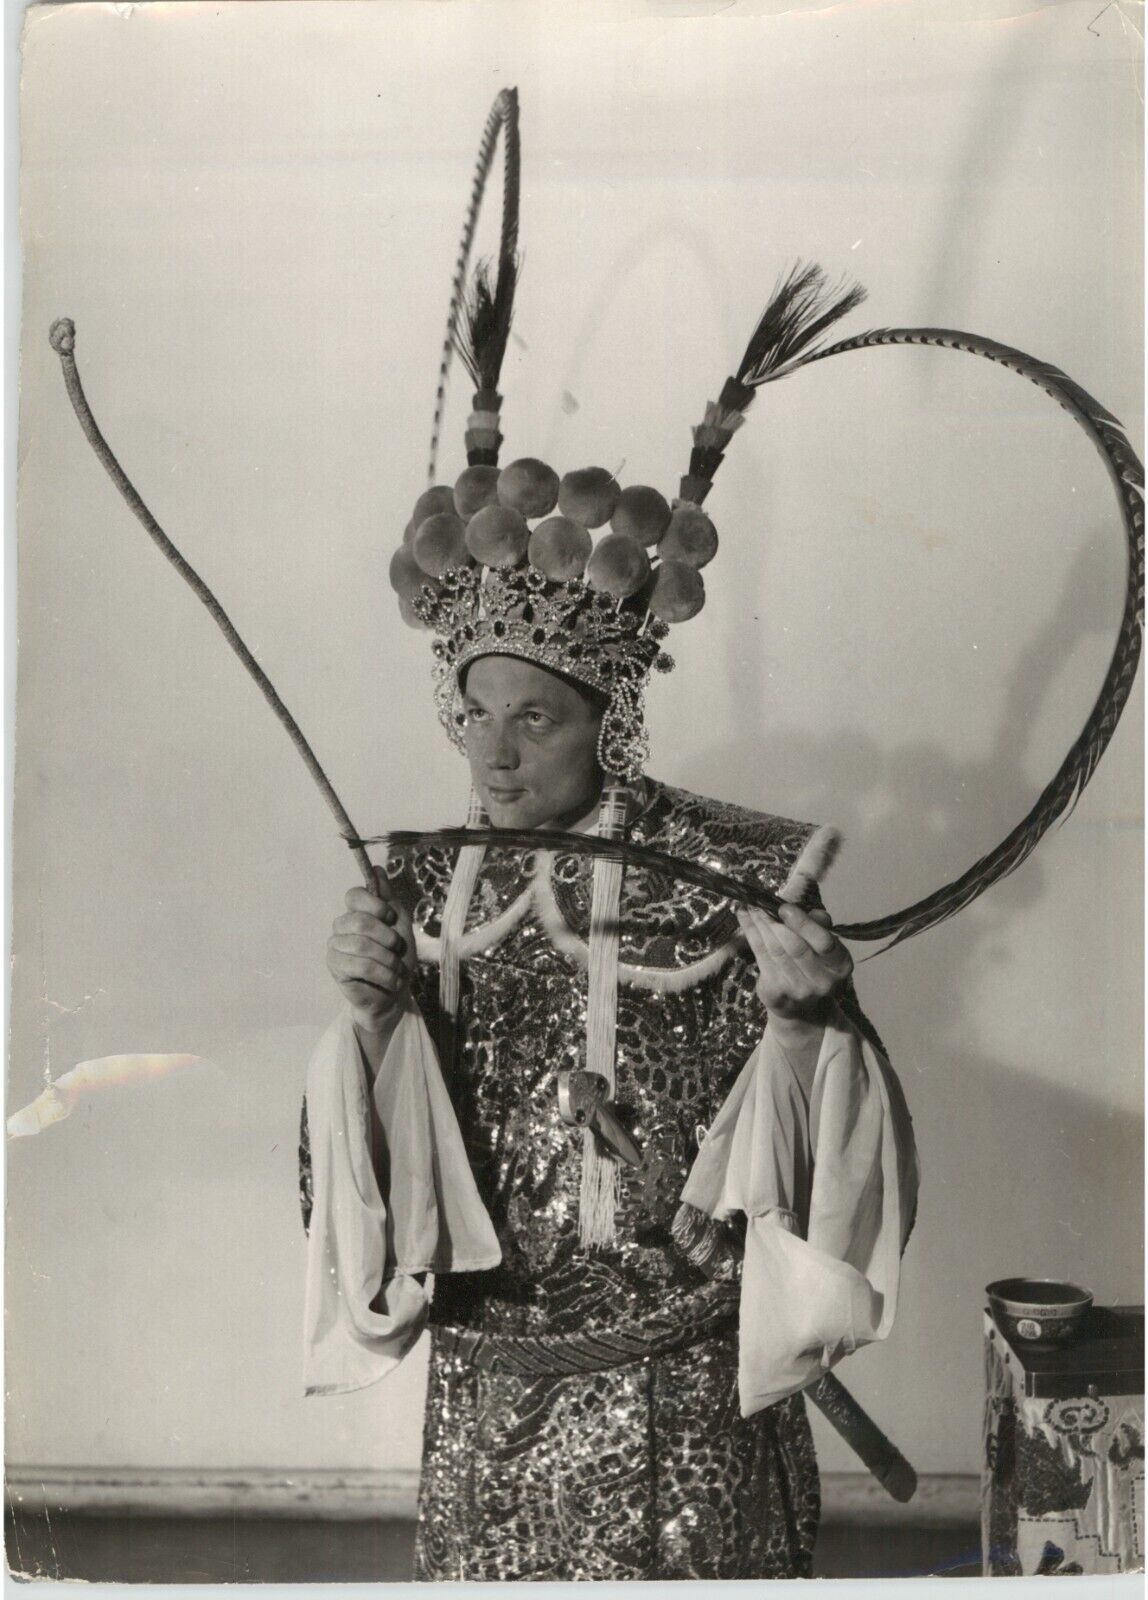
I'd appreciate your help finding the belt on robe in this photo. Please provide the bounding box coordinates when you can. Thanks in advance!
[431,1294,739,1379]
[432,1305,918,1503]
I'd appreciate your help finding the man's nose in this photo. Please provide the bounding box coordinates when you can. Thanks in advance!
[486,723,520,770]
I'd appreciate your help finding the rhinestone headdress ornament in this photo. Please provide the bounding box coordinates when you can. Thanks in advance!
[417,564,675,780]
[386,88,866,781]
[392,422,720,784]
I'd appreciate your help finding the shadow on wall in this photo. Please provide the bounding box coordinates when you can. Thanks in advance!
[675,523,1142,1461]
[682,517,1136,1051]
[536,216,734,465]
[923,10,1043,333]
[688,523,1129,939]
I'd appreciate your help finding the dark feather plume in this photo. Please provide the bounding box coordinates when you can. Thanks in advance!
[736,262,867,389]
[451,253,521,393]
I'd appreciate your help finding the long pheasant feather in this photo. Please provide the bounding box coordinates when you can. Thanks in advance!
[385,329,1141,949]
[774,326,1143,946]
[427,88,520,484]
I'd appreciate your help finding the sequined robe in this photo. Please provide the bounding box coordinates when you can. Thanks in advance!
[301,779,827,1582]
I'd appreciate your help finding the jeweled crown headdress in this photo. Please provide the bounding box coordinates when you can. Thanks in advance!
[387,88,867,780]
[416,563,673,778]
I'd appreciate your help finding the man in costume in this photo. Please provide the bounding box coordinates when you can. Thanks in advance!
[43,75,1140,1589]
[292,89,924,1584]
[302,527,919,1581]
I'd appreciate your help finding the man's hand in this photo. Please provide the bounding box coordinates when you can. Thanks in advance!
[737,902,853,1031]
[327,876,416,1038]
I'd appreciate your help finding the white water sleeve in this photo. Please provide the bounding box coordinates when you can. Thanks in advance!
[302,1003,501,1397]
[680,1003,919,1415]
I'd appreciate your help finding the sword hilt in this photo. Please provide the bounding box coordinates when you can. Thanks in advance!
[557,1070,643,1168]
[557,1068,608,1127]
[806,1370,918,1502]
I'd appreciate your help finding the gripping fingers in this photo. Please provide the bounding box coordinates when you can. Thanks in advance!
[744,912,817,996]
[737,906,772,970]
[774,904,852,980]
[776,902,838,956]
[331,949,405,993]
[740,905,811,963]
[332,911,404,953]
[763,914,819,962]
[739,910,803,991]
[342,885,414,964]
[738,905,850,1002]
[345,886,396,924]
[328,935,404,970]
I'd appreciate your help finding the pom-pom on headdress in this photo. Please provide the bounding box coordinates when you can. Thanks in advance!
[391,445,722,782]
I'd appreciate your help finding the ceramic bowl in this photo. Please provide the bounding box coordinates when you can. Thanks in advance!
[986,1277,1093,1347]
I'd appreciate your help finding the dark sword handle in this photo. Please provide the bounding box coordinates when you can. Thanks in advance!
[591,1103,643,1169]
[806,1370,918,1502]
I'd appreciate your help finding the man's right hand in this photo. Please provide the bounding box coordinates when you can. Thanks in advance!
[327,878,416,1037]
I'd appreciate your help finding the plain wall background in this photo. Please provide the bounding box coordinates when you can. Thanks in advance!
[9,0,1143,1485]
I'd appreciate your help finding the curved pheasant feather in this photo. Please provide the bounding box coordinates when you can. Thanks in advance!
[780,327,1143,945]
[426,88,520,485]
[377,321,1142,948]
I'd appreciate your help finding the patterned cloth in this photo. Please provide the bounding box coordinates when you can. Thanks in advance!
[415,1329,819,1582]
[300,779,851,1580]
[982,1328,1145,1576]
[386,780,819,1342]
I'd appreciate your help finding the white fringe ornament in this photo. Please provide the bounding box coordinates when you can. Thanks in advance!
[420,857,740,992]
[438,790,488,1048]
[780,825,842,907]
[579,783,628,1250]
[414,886,532,966]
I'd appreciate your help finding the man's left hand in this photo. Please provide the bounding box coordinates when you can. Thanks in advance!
[737,902,853,1027]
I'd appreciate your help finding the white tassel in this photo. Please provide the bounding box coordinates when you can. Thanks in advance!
[439,790,488,1035]
[780,825,842,906]
[579,783,627,1250]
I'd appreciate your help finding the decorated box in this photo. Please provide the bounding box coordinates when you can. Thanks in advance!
[982,1306,1144,1576]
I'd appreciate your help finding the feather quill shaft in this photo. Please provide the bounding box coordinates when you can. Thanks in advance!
[779,326,1143,946]
[428,88,521,483]
[48,319,378,894]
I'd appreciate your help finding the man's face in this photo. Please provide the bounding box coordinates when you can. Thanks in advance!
[462,655,605,829]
